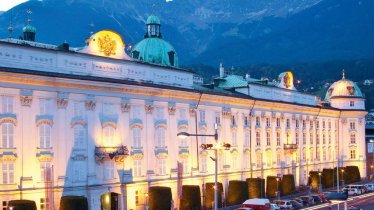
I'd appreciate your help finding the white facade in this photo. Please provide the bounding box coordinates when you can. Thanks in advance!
[0,33,367,210]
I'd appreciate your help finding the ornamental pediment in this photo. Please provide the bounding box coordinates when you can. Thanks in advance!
[0,113,17,125]
[35,115,54,126]
[101,115,118,128]
[0,151,17,161]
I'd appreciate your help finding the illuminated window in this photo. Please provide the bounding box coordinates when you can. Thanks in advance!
[1,96,13,113]
[158,159,166,175]
[244,153,250,169]
[40,162,51,182]
[350,134,356,144]
[316,133,320,144]
[310,133,314,144]
[40,198,50,210]
[232,155,238,170]
[73,161,86,182]
[244,132,249,147]
[39,124,51,149]
[316,149,320,161]
[73,125,86,149]
[133,159,142,177]
[1,123,14,148]
[2,201,7,210]
[182,158,189,174]
[103,126,115,146]
[310,149,314,161]
[295,132,299,144]
[135,190,139,205]
[276,132,281,146]
[132,127,142,148]
[256,153,262,168]
[266,132,270,146]
[323,134,326,144]
[104,161,114,179]
[323,150,326,161]
[256,131,261,146]
[350,149,356,159]
[266,151,272,166]
[2,162,14,184]
[276,152,281,165]
[155,128,166,147]
[302,148,306,161]
[329,134,331,144]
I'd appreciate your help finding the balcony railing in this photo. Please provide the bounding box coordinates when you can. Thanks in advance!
[95,145,129,162]
[283,143,298,150]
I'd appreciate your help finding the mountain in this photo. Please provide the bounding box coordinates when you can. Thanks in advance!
[3,0,373,66]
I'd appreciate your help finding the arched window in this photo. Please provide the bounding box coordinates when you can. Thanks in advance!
[103,126,115,146]
[74,125,86,149]
[132,127,142,148]
[39,124,51,148]
[155,127,166,147]
[1,123,14,148]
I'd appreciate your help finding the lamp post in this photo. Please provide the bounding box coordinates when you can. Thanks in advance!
[276,177,280,200]
[318,172,322,193]
[341,169,345,188]
[177,124,221,210]
[145,193,149,210]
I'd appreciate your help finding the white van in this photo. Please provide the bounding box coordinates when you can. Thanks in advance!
[347,188,360,196]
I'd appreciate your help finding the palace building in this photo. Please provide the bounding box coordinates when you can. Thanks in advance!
[0,15,367,210]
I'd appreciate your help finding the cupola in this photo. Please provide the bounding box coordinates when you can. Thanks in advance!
[23,19,36,41]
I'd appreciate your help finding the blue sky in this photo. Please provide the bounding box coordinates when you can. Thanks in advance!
[0,0,28,11]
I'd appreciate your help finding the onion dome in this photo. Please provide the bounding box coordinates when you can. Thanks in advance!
[23,19,36,41]
[131,15,178,67]
[325,71,363,100]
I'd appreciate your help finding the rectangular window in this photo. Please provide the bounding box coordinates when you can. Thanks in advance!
[256,131,261,146]
[310,149,314,161]
[323,150,326,161]
[316,121,320,129]
[215,112,221,125]
[40,198,49,210]
[2,162,14,184]
[302,149,306,161]
[133,160,142,177]
[158,159,166,175]
[104,161,114,180]
[276,118,280,127]
[322,121,326,129]
[350,122,356,130]
[350,134,356,144]
[39,124,51,149]
[329,134,331,144]
[39,98,52,115]
[277,153,281,165]
[350,150,356,159]
[286,119,290,128]
[276,132,281,146]
[232,155,238,170]
[328,121,332,130]
[303,120,306,128]
[182,158,189,174]
[1,96,13,113]
[310,121,314,129]
[266,118,270,127]
[323,134,326,144]
[244,132,249,147]
[350,101,355,107]
[132,127,142,148]
[40,162,51,182]
[73,161,86,182]
[256,153,262,168]
[316,133,320,144]
[310,133,314,144]
[2,123,14,148]
[244,116,249,127]
[256,117,260,126]
[74,126,86,149]
[199,110,205,122]
[135,190,139,206]
[316,149,320,161]
[302,133,306,144]
[2,201,7,210]
[296,120,299,128]
[295,132,299,144]
[266,132,270,146]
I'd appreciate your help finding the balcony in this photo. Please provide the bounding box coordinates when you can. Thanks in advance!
[283,143,298,150]
[95,145,129,162]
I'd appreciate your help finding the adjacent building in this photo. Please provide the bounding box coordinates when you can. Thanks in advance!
[0,16,367,210]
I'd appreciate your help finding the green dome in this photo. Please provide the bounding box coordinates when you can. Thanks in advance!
[23,24,36,33]
[147,15,161,25]
[131,37,178,67]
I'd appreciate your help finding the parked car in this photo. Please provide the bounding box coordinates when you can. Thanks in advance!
[345,185,365,194]
[347,188,360,196]
[242,198,271,210]
[315,194,330,203]
[311,195,322,204]
[364,183,374,191]
[291,198,304,206]
[348,206,362,210]
[273,200,293,210]
[270,203,280,210]
[289,200,303,209]
[236,208,253,210]
[300,196,314,206]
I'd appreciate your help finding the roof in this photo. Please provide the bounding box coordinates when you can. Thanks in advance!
[131,37,178,67]
[147,15,161,25]
[325,78,363,100]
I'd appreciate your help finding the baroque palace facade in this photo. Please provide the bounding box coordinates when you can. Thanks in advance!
[0,16,367,210]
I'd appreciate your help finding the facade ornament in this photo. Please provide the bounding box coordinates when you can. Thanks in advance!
[0,113,17,126]
[121,98,131,113]
[261,111,266,119]
[358,118,364,125]
[85,95,96,111]
[168,102,176,115]
[189,104,196,116]
[19,89,33,107]
[341,118,347,124]
[222,107,231,118]
[144,100,154,114]
[271,112,276,119]
[56,92,69,109]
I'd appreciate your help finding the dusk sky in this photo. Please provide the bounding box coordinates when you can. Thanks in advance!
[0,0,28,11]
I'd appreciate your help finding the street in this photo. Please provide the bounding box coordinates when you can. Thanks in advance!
[305,192,374,210]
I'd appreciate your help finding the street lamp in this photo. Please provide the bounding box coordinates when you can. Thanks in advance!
[177,124,222,210]
[276,177,280,200]
[318,172,322,193]
[341,169,345,188]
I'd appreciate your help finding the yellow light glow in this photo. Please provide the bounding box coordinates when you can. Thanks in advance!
[105,194,110,204]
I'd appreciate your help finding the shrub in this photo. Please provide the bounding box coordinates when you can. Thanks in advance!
[60,196,88,210]
[246,178,265,198]
[227,180,248,205]
[7,200,37,210]
[345,166,361,184]
[322,168,334,188]
[281,174,296,195]
[149,186,172,210]
[266,176,281,198]
[333,167,347,185]
[308,171,320,191]
[180,185,201,210]
[204,182,223,209]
